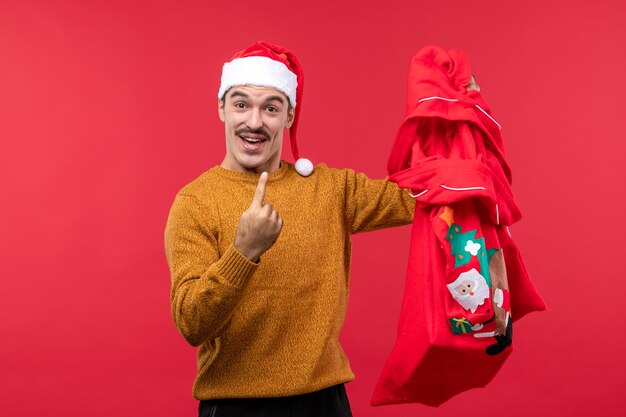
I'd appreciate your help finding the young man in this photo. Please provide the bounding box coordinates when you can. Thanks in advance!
[164,41,415,417]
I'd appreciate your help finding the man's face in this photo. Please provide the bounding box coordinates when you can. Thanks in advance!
[219,85,294,174]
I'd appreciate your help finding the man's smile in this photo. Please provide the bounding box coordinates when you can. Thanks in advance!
[237,128,270,150]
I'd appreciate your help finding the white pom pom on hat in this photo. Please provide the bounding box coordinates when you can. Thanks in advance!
[218,41,313,177]
[294,158,314,177]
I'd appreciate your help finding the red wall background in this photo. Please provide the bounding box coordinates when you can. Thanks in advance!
[1,0,625,416]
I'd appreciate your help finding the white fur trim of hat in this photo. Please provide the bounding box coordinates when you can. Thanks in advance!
[218,56,298,107]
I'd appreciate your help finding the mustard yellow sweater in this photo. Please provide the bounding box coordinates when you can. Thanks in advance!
[164,161,415,400]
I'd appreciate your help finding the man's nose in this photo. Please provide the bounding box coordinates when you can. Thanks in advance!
[246,108,263,130]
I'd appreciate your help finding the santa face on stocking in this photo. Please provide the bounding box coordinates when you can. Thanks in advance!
[447,268,490,314]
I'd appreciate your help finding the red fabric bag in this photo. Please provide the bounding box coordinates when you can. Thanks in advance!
[371,46,546,407]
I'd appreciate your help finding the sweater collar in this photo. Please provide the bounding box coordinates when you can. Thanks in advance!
[213,160,291,183]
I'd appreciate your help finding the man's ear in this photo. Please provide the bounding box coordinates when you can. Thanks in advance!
[218,98,225,122]
[285,106,295,129]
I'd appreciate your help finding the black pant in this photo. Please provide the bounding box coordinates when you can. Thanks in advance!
[198,384,353,417]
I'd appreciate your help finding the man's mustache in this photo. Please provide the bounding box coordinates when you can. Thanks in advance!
[235,127,270,141]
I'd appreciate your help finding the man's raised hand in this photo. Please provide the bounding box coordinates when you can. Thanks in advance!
[234,172,283,262]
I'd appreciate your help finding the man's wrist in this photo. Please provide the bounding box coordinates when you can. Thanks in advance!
[234,241,261,263]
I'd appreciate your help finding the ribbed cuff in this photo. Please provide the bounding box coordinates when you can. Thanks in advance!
[214,244,258,288]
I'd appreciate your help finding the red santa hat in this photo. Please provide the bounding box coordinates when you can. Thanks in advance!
[218,41,313,176]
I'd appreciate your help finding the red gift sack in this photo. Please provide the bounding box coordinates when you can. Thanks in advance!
[371,46,546,407]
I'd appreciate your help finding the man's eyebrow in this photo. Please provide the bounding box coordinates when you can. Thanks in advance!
[228,91,249,100]
[228,91,285,105]
[265,95,286,105]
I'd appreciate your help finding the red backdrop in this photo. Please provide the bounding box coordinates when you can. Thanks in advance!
[1,0,625,416]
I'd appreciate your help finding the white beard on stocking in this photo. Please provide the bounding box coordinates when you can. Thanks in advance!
[447,268,490,313]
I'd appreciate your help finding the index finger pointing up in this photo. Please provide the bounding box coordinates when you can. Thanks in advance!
[251,172,268,207]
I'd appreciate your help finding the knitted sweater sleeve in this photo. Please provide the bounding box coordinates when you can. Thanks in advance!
[340,169,416,234]
[164,193,258,347]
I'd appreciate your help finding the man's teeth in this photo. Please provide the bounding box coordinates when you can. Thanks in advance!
[242,136,264,143]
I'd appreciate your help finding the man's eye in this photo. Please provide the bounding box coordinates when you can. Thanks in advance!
[234,103,245,109]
